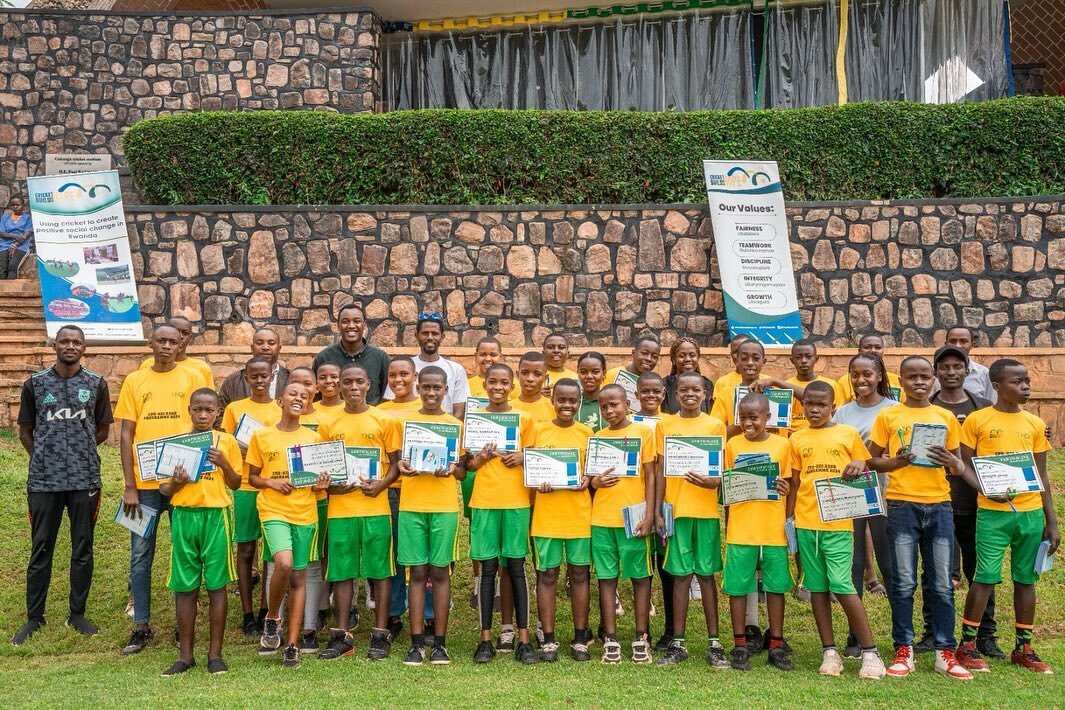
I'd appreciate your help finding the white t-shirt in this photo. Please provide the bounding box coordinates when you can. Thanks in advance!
[384,354,470,416]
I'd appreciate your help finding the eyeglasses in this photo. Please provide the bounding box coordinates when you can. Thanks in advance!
[418,313,443,322]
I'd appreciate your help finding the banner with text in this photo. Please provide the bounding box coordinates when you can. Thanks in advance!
[26,170,144,341]
[703,160,803,345]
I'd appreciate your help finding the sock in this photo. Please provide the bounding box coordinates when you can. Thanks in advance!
[543,631,555,644]
[961,618,980,644]
[605,633,618,642]
[1015,623,1034,652]
[574,628,591,644]
[861,646,879,655]
[673,634,686,646]
[412,633,424,647]
[769,635,784,651]
[435,634,446,648]
[243,611,254,623]
[708,636,722,649]
[501,624,515,632]
[823,644,836,651]
[733,634,747,647]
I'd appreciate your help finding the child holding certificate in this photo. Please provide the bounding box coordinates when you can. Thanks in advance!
[385,366,465,666]
[954,359,1057,675]
[786,381,885,680]
[512,351,555,425]
[588,384,656,664]
[576,351,607,431]
[466,364,537,665]
[604,334,661,411]
[317,363,397,662]
[654,371,729,669]
[529,378,594,662]
[709,334,752,428]
[247,382,330,669]
[722,392,793,671]
[220,356,281,637]
[785,339,843,433]
[159,389,242,676]
[867,356,971,680]
[711,338,772,438]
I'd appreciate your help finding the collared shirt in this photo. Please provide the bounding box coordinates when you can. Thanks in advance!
[312,341,390,404]
[0,211,32,251]
[964,360,996,404]
[18,365,113,492]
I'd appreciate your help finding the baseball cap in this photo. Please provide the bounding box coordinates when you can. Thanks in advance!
[933,344,968,367]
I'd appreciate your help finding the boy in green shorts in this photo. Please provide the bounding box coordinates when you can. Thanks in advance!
[160,388,243,676]
[589,384,656,664]
[247,382,331,668]
[386,366,466,665]
[787,381,885,679]
[654,371,729,669]
[723,392,793,671]
[220,356,281,636]
[955,359,1058,674]
[467,363,537,664]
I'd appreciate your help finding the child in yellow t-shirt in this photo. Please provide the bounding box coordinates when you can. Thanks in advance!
[378,356,421,414]
[711,339,772,438]
[722,392,793,672]
[542,333,578,392]
[467,336,503,399]
[247,382,330,668]
[512,351,555,425]
[159,388,243,677]
[530,378,593,662]
[785,339,843,433]
[313,362,345,422]
[604,335,661,411]
[955,359,1057,675]
[837,334,905,403]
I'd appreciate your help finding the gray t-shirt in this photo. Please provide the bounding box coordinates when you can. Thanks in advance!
[834,397,899,444]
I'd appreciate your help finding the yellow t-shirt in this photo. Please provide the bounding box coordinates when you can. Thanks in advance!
[114,365,203,490]
[838,371,906,404]
[657,412,727,520]
[139,356,214,390]
[869,403,960,504]
[170,431,243,508]
[530,421,593,539]
[306,402,344,431]
[789,424,872,532]
[961,407,1051,513]
[470,409,535,510]
[589,421,656,528]
[377,398,422,414]
[386,411,464,513]
[712,371,743,408]
[787,375,844,433]
[468,375,488,398]
[318,407,394,518]
[546,368,580,389]
[246,425,323,525]
[723,434,792,546]
[221,397,282,491]
[511,396,556,427]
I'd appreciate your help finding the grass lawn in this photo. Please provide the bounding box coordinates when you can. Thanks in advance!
[1,432,1064,707]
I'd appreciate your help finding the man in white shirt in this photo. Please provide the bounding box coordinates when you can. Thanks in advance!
[386,313,470,419]
[945,326,996,403]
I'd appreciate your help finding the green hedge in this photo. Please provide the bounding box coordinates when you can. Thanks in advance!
[124,99,1065,205]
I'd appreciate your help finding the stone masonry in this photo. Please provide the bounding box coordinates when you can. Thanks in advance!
[0,9,380,202]
[124,196,1065,349]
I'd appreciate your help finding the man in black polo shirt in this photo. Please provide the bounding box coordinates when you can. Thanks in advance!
[12,324,112,645]
[312,303,389,404]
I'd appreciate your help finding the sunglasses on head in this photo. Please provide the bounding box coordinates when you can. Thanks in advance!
[418,313,443,323]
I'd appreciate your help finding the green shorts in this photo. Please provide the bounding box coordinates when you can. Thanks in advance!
[532,536,591,571]
[722,544,793,596]
[470,507,531,560]
[975,507,1046,586]
[326,515,394,581]
[797,528,856,594]
[262,519,319,572]
[397,511,460,568]
[316,498,328,559]
[168,507,236,593]
[461,470,476,519]
[591,526,651,581]
[232,489,260,543]
[663,517,722,578]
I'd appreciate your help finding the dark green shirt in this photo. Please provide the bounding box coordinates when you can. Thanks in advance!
[312,341,390,405]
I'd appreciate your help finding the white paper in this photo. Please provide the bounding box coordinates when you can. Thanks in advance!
[909,423,947,466]
[293,440,347,478]
[722,471,776,505]
[234,413,265,448]
[115,503,158,538]
[154,443,204,480]
[814,478,885,523]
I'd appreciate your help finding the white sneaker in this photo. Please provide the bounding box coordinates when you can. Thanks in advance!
[819,648,843,677]
[935,649,974,680]
[859,650,886,680]
[601,639,622,664]
[886,645,915,677]
[631,636,652,664]
[689,577,702,601]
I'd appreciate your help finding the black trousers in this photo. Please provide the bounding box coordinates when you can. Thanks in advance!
[26,489,101,621]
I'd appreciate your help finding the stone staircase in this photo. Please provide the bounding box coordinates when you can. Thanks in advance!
[0,279,49,387]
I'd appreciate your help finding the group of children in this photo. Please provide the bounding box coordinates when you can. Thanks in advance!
[126,324,1057,681]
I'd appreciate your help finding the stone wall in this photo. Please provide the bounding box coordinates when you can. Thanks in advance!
[124,196,1065,349]
[0,9,380,202]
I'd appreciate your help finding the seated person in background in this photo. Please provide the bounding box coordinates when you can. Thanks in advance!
[0,196,33,279]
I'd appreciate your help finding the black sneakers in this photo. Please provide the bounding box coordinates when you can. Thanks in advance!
[914,633,936,654]
[387,615,404,639]
[731,645,752,670]
[258,618,282,655]
[768,647,795,671]
[474,640,496,664]
[122,627,154,656]
[11,618,45,646]
[654,634,674,653]
[515,641,539,665]
[707,643,730,669]
[368,629,392,660]
[656,640,689,667]
[977,636,1008,660]
[429,644,451,665]
[744,625,764,654]
[161,659,195,677]
[207,657,229,675]
[570,641,591,662]
[318,629,354,660]
[404,644,425,665]
[300,630,319,653]
[64,615,98,636]
[282,644,301,668]
[242,615,262,638]
[497,628,516,652]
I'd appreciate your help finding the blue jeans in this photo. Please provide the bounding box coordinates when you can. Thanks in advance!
[887,500,956,649]
[388,488,408,618]
[128,489,171,625]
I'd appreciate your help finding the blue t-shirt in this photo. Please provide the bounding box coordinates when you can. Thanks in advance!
[0,211,33,251]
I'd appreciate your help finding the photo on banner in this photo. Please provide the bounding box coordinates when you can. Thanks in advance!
[25,170,144,341]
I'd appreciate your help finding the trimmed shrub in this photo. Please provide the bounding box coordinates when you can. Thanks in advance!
[123,99,1065,205]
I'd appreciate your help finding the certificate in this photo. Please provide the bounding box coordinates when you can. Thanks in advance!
[344,446,382,487]
[154,443,208,482]
[722,461,780,505]
[463,411,521,453]
[972,451,1043,497]
[733,386,793,429]
[814,475,885,523]
[613,369,640,412]
[234,413,265,448]
[585,436,642,477]
[523,448,581,489]
[908,422,948,467]
[631,414,660,432]
[135,431,214,482]
[287,439,346,488]
[466,396,490,413]
[114,502,158,538]
[663,436,724,477]
[402,420,461,473]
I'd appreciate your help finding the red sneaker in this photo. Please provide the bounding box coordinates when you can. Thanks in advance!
[935,649,973,680]
[1011,645,1053,674]
[886,645,915,677]
[955,641,990,673]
